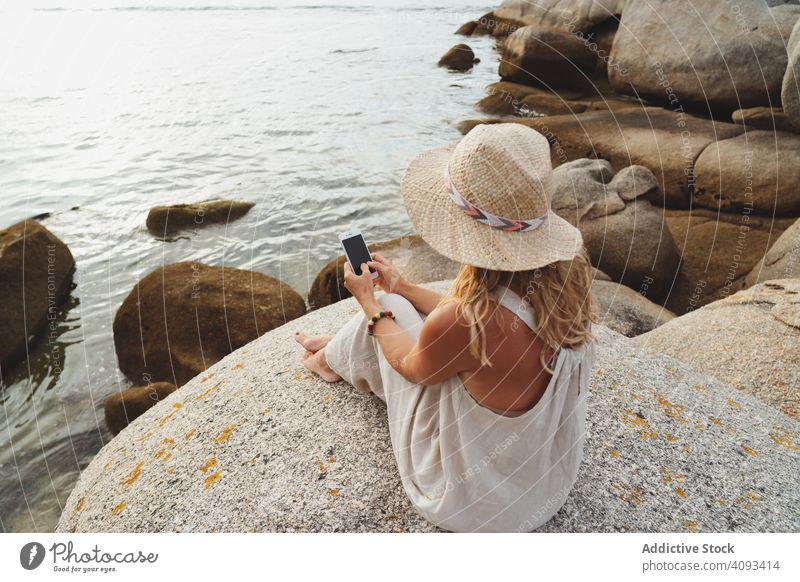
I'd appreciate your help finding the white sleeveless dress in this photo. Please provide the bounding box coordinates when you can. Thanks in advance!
[323,285,596,533]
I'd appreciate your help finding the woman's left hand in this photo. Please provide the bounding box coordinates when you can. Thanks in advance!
[343,261,375,303]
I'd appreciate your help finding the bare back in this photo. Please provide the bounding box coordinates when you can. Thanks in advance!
[419,284,555,415]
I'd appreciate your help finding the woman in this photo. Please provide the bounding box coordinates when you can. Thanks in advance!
[296,124,597,532]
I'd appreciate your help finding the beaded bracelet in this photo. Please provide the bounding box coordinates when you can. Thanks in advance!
[367,310,395,335]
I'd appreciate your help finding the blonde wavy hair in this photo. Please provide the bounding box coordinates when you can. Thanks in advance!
[443,248,596,373]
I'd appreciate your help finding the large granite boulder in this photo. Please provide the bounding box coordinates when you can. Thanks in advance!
[113,262,306,387]
[57,285,800,533]
[551,158,680,299]
[592,279,675,337]
[781,18,800,132]
[499,26,601,90]
[307,235,460,310]
[494,0,625,33]
[0,220,75,372]
[662,209,794,314]
[146,200,255,238]
[437,44,479,71]
[746,218,800,286]
[458,108,743,207]
[637,280,800,418]
[693,131,800,216]
[609,1,800,112]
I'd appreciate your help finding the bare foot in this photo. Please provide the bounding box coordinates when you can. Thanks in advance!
[302,348,341,383]
[293,332,333,353]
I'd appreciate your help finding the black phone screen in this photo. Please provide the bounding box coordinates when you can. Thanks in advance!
[342,234,375,274]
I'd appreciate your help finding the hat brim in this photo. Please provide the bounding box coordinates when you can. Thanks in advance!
[401,143,584,272]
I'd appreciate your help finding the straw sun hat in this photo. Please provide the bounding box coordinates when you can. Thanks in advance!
[401,123,583,272]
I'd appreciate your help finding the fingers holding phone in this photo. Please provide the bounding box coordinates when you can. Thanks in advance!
[368,253,404,294]
[343,261,375,302]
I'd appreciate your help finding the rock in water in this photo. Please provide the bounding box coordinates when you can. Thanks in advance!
[454,20,479,36]
[307,235,460,309]
[146,199,255,238]
[57,286,800,532]
[637,280,800,418]
[104,382,178,436]
[693,131,800,216]
[662,209,794,314]
[609,0,800,112]
[746,218,800,286]
[550,158,680,299]
[0,220,75,372]
[782,18,800,132]
[437,44,479,71]
[113,262,306,387]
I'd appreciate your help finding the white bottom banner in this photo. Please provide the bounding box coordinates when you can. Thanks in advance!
[1,533,797,581]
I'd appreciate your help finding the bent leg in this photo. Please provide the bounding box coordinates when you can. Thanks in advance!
[323,294,426,401]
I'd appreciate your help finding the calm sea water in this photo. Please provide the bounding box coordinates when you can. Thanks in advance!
[0,0,498,532]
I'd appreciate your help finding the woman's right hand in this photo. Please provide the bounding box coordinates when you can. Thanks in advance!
[367,253,406,294]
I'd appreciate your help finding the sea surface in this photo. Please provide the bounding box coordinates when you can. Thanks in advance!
[0,0,498,532]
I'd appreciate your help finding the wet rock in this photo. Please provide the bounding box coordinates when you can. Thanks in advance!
[105,382,178,436]
[637,280,800,418]
[146,199,255,238]
[0,220,75,372]
[693,131,800,216]
[551,158,680,299]
[113,262,305,387]
[308,235,460,310]
[454,20,479,36]
[746,218,800,286]
[57,284,800,533]
[662,208,794,314]
[457,108,743,207]
[609,0,800,112]
[499,26,600,90]
[437,44,479,71]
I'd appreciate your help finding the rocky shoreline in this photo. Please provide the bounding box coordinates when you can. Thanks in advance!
[2,0,799,532]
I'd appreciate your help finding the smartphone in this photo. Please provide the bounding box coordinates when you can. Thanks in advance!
[339,229,379,279]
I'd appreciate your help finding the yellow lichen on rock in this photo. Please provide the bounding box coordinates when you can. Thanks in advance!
[123,462,144,487]
[195,382,222,401]
[214,424,235,443]
[741,445,759,457]
[621,409,657,441]
[769,427,800,451]
[200,457,217,473]
[204,470,224,489]
[112,500,127,515]
[158,402,184,427]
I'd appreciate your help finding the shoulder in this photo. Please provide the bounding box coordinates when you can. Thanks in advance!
[419,300,470,345]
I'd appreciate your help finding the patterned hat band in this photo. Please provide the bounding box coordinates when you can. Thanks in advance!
[443,164,549,233]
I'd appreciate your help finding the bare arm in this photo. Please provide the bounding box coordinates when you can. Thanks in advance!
[367,253,445,316]
[344,261,472,385]
[394,279,444,316]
